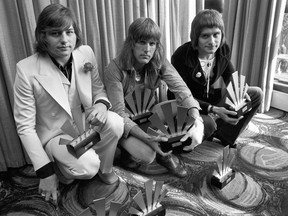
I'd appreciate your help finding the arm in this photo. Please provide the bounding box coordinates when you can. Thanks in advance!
[160,60,204,149]
[161,59,200,110]
[210,104,243,125]
[220,43,235,86]
[210,44,242,124]
[129,125,171,156]
[81,46,111,126]
[104,60,137,138]
[171,50,211,112]
[14,63,58,204]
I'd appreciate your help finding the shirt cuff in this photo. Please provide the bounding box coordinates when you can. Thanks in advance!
[95,99,111,110]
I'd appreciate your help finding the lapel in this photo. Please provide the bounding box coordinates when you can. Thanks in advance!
[72,48,93,108]
[35,55,72,117]
[185,46,209,86]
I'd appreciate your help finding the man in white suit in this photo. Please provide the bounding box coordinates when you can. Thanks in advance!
[13,4,124,205]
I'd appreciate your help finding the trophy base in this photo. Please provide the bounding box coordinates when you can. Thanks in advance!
[67,131,101,158]
[160,134,191,153]
[230,100,252,118]
[211,169,236,189]
[131,111,153,125]
[146,205,166,216]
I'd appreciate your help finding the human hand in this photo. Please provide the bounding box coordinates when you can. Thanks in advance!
[213,106,243,125]
[39,174,59,205]
[180,117,204,151]
[244,92,251,102]
[86,103,108,126]
[147,134,172,157]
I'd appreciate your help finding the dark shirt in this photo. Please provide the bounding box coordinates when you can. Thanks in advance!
[50,55,73,82]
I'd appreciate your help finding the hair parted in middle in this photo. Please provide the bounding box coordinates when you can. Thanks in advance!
[34,3,82,55]
[190,9,225,49]
[118,17,165,72]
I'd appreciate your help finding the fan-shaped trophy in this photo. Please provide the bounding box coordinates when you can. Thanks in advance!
[225,71,252,118]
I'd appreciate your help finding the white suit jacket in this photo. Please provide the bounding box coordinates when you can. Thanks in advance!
[14,45,109,171]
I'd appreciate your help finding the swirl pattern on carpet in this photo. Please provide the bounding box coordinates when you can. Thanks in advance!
[1,108,288,215]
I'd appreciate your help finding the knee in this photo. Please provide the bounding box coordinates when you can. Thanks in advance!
[77,152,100,179]
[141,148,156,164]
[202,115,217,140]
[120,137,156,164]
[249,87,263,106]
[254,87,263,100]
[106,111,124,138]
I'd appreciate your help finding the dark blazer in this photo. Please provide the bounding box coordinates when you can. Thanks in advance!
[168,42,235,114]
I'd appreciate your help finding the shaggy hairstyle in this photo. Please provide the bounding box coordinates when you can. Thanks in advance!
[34,3,82,54]
[118,17,165,87]
[190,9,225,49]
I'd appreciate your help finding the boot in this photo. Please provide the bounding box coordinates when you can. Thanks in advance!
[156,154,187,178]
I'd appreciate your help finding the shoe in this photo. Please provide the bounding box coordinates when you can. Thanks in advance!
[213,133,236,148]
[98,171,119,185]
[156,154,187,178]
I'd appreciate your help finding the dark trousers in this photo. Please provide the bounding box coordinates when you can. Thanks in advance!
[206,86,263,146]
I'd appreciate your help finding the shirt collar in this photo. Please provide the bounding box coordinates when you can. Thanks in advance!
[49,54,73,71]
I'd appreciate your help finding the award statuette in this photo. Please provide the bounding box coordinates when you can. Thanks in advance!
[60,120,101,158]
[128,179,167,216]
[211,146,236,189]
[225,71,252,118]
[147,102,194,153]
[125,86,156,125]
[78,198,121,216]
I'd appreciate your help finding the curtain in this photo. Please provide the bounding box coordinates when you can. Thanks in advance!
[223,0,286,113]
[0,0,201,171]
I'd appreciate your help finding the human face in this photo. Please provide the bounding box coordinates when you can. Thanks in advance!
[133,40,157,70]
[197,27,222,59]
[45,25,76,65]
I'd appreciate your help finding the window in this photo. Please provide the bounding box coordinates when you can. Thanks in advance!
[272,2,288,112]
[274,12,288,93]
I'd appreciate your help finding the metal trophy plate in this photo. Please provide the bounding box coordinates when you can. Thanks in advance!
[211,146,236,189]
[78,198,121,216]
[147,102,194,153]
[60,120,101,158]
[225,71,252,118]
[125,86,156,124]
[128,179,167,216]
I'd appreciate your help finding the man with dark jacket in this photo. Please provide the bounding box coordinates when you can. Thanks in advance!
[168,9,263,147]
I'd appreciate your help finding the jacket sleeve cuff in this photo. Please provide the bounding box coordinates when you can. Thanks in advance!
[36,162,55,179]
[95,99,111,110]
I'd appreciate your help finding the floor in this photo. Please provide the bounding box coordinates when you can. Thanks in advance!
[1,108,288,215]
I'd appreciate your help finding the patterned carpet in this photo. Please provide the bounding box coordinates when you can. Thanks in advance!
[1,108,288,216]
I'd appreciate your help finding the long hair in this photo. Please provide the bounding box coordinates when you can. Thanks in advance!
[119,17,165,87]
[190,9,225,49]
[34,3,82,54]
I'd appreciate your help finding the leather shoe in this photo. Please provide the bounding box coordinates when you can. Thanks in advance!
[156,154,187,178]
[98,170,119,185]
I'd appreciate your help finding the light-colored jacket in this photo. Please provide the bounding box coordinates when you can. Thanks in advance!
[14,45,109,171]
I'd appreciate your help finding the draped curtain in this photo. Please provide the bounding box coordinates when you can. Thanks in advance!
[0,0,202,171]
[222,0,286,113]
